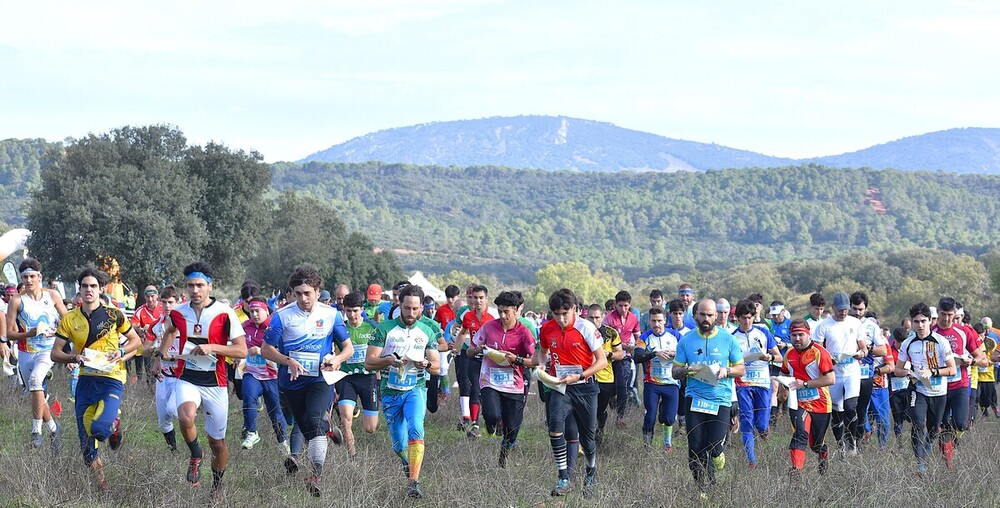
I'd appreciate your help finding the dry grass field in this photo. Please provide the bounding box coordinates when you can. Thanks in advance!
[0,368,998,508]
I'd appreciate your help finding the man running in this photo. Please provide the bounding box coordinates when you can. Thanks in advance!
[51,267,141,490]
[455,284,498,437]
[584,304,623,445]
[130,285,162,384]
[6,258,68,449]
[602,291,640,428]
[536,288,606,497]
[633,307,681,451]
[731,299,780,467]
[365,284,441,499]
[152,261,247,501]
[811,292,865,454]
[672,299,744,497]
[149,285,181,451]
[781,319,835,478]
[363,284,384,322]
[262,265,352,497]
[894,303,956,476]
[337,292,380,457]
[931,296,985,463]
[468,290,536,467]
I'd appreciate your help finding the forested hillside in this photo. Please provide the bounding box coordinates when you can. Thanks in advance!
[272,161,1000,282]
[0,138,57,224]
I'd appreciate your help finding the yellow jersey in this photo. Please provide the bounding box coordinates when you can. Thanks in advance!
[56,305,133,384]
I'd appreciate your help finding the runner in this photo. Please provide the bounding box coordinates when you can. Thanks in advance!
[365,284,441,499]
[894,302,956,476]
[810,292,865,454]
[671,299,744,497]
[455,284,498,438]
[849,291,888,447]
[149,285,181,451]
[536,288,606,497]
[363,284,384,322]
[931,296,985,461]
[468,291,536,467]
[6,258,68,449]
[887,327,911,449]
[51,267,141,490]
[240,297,288,452]
[731,299,779,467]
[803,293,825,329]
[337,292,380,457]
[633,307,681,451]
[767,300,791,425]
[261,264,352,497]
[584,304,623,445]
[152,261,247,501]
[780,319,834,478]
[427,285,460,412]
[129,285,162,385]
[639,289,665,333]
[602,291,640,429]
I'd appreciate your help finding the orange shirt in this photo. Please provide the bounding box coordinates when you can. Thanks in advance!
[782,342,834,414]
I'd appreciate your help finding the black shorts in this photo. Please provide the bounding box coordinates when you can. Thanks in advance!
[335,373,378,412]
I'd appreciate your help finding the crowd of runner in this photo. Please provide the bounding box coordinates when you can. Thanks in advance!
[0,257,998,502]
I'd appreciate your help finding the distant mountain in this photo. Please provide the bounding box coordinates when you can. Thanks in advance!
[809,128,1000,174]
[303,118,1000,174]
[301,116,794,171]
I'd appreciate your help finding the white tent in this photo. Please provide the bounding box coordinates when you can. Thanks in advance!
[408,271,446,303]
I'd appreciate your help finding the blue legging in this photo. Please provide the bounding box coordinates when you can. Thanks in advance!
[242,375,287,442]
[643,382,679,432]
[383,387,427,455]
[737,385,772,465]
[867,387,891,447]
[75,376,124,466]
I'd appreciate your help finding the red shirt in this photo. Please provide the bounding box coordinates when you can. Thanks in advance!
[459,306,498,336]
[434,303,457,333]
[933,323,982,390]
[132,303,164,340]
[782,342,834,414]
[170,299,241,387]
[539,315,602,378]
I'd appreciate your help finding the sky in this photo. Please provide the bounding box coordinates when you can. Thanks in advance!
[2,0,998,162]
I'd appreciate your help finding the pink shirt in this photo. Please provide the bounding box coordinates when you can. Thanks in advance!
[243,317,278,380]
[933,323,982,390]
[604,310,641,350]
[473,319,535,394]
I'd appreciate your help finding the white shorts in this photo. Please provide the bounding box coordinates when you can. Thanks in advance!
[175,380,228,440]
[155,376,179,432]
[829,374,861,412]
[18,350,54,392]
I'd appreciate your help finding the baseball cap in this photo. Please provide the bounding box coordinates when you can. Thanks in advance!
[319,290,331,300]
[367,284,383,299]
[983,317,994,328]
[832,292,850,311]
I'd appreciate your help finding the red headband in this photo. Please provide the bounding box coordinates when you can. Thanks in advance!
[248,300,269,311]
[790,324,810,335]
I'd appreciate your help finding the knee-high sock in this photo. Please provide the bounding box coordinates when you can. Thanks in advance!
[308,436,328,476]
[461,397,471,420]
[407,440,425,480]
[549,434,568,479]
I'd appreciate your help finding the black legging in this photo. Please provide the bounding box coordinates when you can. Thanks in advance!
[789,408,831,455]
[281,382,332,441]
[684,398,732,489]
[856,378,874,441]
[455,354,482,406]
[481,387,526,448]
[831,396,860,448]
[596,382,616,432]
[612,359,632,419]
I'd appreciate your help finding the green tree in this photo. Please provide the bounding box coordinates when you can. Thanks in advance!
[527,261,620,311]
[26,126,209,289]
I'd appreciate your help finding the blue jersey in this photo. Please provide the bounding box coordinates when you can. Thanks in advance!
[265,302,349,390]
[674,327,743,406]
[770,318,791,342]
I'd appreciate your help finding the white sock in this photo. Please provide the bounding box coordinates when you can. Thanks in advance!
[308,436,328,475]
[461,396,470,419]
[32,419,42,434]
[46,419,57,433]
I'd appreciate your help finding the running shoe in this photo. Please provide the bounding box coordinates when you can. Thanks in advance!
[187,457,202,486]
[550,478,572,496]
[306,475,321,497]
[712,452,726,471]
[241,431,261,450]
[50,420,63,453]
[326,426,344,445]
[406,480,423,499]
[284,455,300,476]
[109,418,123,450]
[467,424,481,439]
[30,432,42,449]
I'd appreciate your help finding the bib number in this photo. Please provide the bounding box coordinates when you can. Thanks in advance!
[690,397,721,415]
[27,334,55,352]
[947,369,961,383]
[348,344,368,365]
[890,377,910,392]
[386,369,418,391]
[860,364,872,378]
[489,367,515,388]
[797,386,820,402]
[555,364,584,385]
[247,354,267,367]
[651,359,671,382]
[930,376,944,388]
[289,351,321,377]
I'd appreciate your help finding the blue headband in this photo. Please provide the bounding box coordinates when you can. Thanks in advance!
[678,288,693,295]
[186,271,213,283]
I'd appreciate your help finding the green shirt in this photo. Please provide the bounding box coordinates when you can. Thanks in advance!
[369,317,439,395]
[342,319,377,375]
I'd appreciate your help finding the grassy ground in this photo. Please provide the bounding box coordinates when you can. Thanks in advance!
[0,369,998,507]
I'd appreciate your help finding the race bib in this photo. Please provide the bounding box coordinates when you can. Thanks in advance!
[182,354,217,372]
[797,386,820,402]
[947,369,961,383]
[690,397,721,415]
[386,369,419,391]
[650,359,671,383]
[742,368,768,386]
[860,364,872,378]
[489,367,515,388]
[247,354,267,367]
[890,377,910,392]
[836,355,855,365]
[930,376,944,388]
[348,344,367,365]
[289,351,321,377]
[555,363,585,385]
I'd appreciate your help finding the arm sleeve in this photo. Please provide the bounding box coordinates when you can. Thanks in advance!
[369,323,387,347]
[818,349,835,374]
[765,330,777,350]
[632,348,655,364]
[897,340,910,362]
[674,339,688,366]
[729,336,744,366]
[264,313,283,348]
[330,312,349,345]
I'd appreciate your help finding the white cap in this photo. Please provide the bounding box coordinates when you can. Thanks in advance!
[929,306,938,319]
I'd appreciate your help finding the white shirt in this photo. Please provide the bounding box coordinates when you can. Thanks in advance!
[811,315,863,378]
